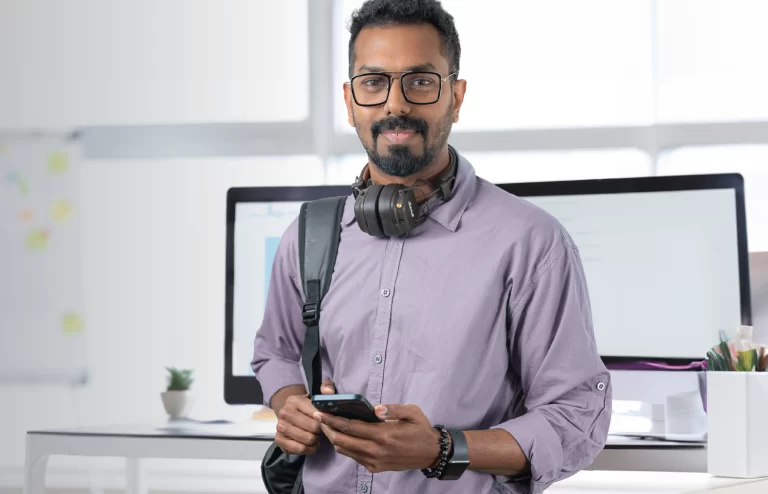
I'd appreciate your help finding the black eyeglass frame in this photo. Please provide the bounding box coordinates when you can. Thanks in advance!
[348,71,457,107]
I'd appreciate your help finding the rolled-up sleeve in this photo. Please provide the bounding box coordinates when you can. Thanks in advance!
[250,218,307,407]
[493,236,612,493]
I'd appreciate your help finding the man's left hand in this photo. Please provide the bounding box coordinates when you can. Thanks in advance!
[315,404,442,473]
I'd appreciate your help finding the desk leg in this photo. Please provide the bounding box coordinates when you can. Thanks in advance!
[126,458,147,494]
[24,437,50,494]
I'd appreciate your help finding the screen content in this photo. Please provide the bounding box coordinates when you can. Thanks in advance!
[231,188,742,375]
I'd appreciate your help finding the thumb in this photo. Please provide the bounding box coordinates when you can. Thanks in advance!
[321,380,336,395]
[375,404,419,421]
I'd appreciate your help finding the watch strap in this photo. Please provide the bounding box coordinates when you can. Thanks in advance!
[440,429,470,480]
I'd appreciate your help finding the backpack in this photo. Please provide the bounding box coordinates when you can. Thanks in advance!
[260,196,346,494]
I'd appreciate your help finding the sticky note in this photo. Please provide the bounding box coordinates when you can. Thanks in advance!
[62,313,83,334]
[51,199,73,223]
[48,152,69,173]
[6,171,28,196]
[25,229,48,251]
[18,209,35,222]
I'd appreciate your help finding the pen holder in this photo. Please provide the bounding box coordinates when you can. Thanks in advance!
[706,371,768,478]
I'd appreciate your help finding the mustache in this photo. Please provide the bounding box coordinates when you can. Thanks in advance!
[371,117,427,141]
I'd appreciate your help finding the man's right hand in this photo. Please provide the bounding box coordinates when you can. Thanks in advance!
[274,380,336,455]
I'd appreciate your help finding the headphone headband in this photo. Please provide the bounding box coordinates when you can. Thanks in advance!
[351,147,459,237]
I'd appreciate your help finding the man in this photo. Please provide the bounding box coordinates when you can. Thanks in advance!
[252,0,611,492]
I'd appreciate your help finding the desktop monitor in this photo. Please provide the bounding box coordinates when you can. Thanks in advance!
[224,174,751,405]
[225,185,349,405]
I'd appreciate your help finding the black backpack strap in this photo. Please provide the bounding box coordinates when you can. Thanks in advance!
[298,196,345,397]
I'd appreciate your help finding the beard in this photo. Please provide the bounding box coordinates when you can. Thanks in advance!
[356,106,453,177]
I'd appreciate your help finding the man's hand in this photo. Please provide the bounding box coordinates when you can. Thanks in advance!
[315,404,442,473]
[274,380,336,455]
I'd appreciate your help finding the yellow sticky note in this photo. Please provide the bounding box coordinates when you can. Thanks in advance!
[62,313,83,334]
[48,152,69,173]
[25,229,48,251]
[18,178,29,196]
[51,199,73,223]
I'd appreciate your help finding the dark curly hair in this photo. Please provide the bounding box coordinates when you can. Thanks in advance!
[347,0,461,79]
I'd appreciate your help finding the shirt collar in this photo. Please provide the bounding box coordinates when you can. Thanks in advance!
[341,148,476,233]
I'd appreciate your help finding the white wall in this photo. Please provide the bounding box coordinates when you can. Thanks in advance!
[0,157,323,489]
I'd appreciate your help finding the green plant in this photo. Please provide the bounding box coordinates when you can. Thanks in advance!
[166,367,194,391]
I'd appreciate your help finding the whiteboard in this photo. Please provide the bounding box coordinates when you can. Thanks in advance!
[0,135,87,384]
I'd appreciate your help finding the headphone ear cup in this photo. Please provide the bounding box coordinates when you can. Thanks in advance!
[353,188,370,234]
[377,184,403,237]
[361,184,386,237]
[399,188,423,232]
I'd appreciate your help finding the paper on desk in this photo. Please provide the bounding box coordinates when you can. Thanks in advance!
[157,419,277,438]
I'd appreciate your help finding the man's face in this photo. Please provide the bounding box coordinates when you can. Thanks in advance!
[344,24,466,177]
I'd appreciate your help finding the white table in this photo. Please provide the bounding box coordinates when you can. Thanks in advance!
[25,421,276,494]
[547,471,768,493]
[24,423,765,494]
[590,435,707,473]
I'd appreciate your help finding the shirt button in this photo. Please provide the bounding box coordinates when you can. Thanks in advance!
[597,382,606,391]
[374,354,383,364]
[360,485,368,493]
[381,288,390,297]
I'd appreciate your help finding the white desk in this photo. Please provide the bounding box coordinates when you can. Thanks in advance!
[25,423,763,494]
[591,435,707,473]
[25,422,276,494]
[547,471,768,493]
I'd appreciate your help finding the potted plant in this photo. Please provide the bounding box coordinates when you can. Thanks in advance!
[161,367,195,419]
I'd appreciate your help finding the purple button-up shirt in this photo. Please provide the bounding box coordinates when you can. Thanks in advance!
[252,153,612,494]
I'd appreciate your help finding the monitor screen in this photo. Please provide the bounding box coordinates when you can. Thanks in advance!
[225,185,349,404]
[225,175,750,404]
[230,201,305,379]
[525,189,741,361]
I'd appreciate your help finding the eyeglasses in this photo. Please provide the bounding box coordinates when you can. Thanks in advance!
[348,71,456,106]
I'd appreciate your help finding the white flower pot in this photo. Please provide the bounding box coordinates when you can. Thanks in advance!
[161,390,195,419]
[707,371,768,478]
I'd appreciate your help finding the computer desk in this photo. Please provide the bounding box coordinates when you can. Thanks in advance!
[24,423,765,494]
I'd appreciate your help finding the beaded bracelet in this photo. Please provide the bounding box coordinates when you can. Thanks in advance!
[421,424,452,479]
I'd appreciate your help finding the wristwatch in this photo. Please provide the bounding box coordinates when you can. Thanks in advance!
[441,428,470,480]
[422,426,471,480]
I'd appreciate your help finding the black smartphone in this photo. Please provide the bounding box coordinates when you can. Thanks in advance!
[312,394,382,423]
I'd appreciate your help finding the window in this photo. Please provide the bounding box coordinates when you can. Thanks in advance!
[326,149,651,185]
[462,149,651,183]
[656,0,768,123]
[326,154,368,185]
[657,145,768,252]
[335,0,654,132]
[0,0,309,128]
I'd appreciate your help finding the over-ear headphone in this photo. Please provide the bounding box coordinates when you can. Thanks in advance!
[351,147,458,237]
